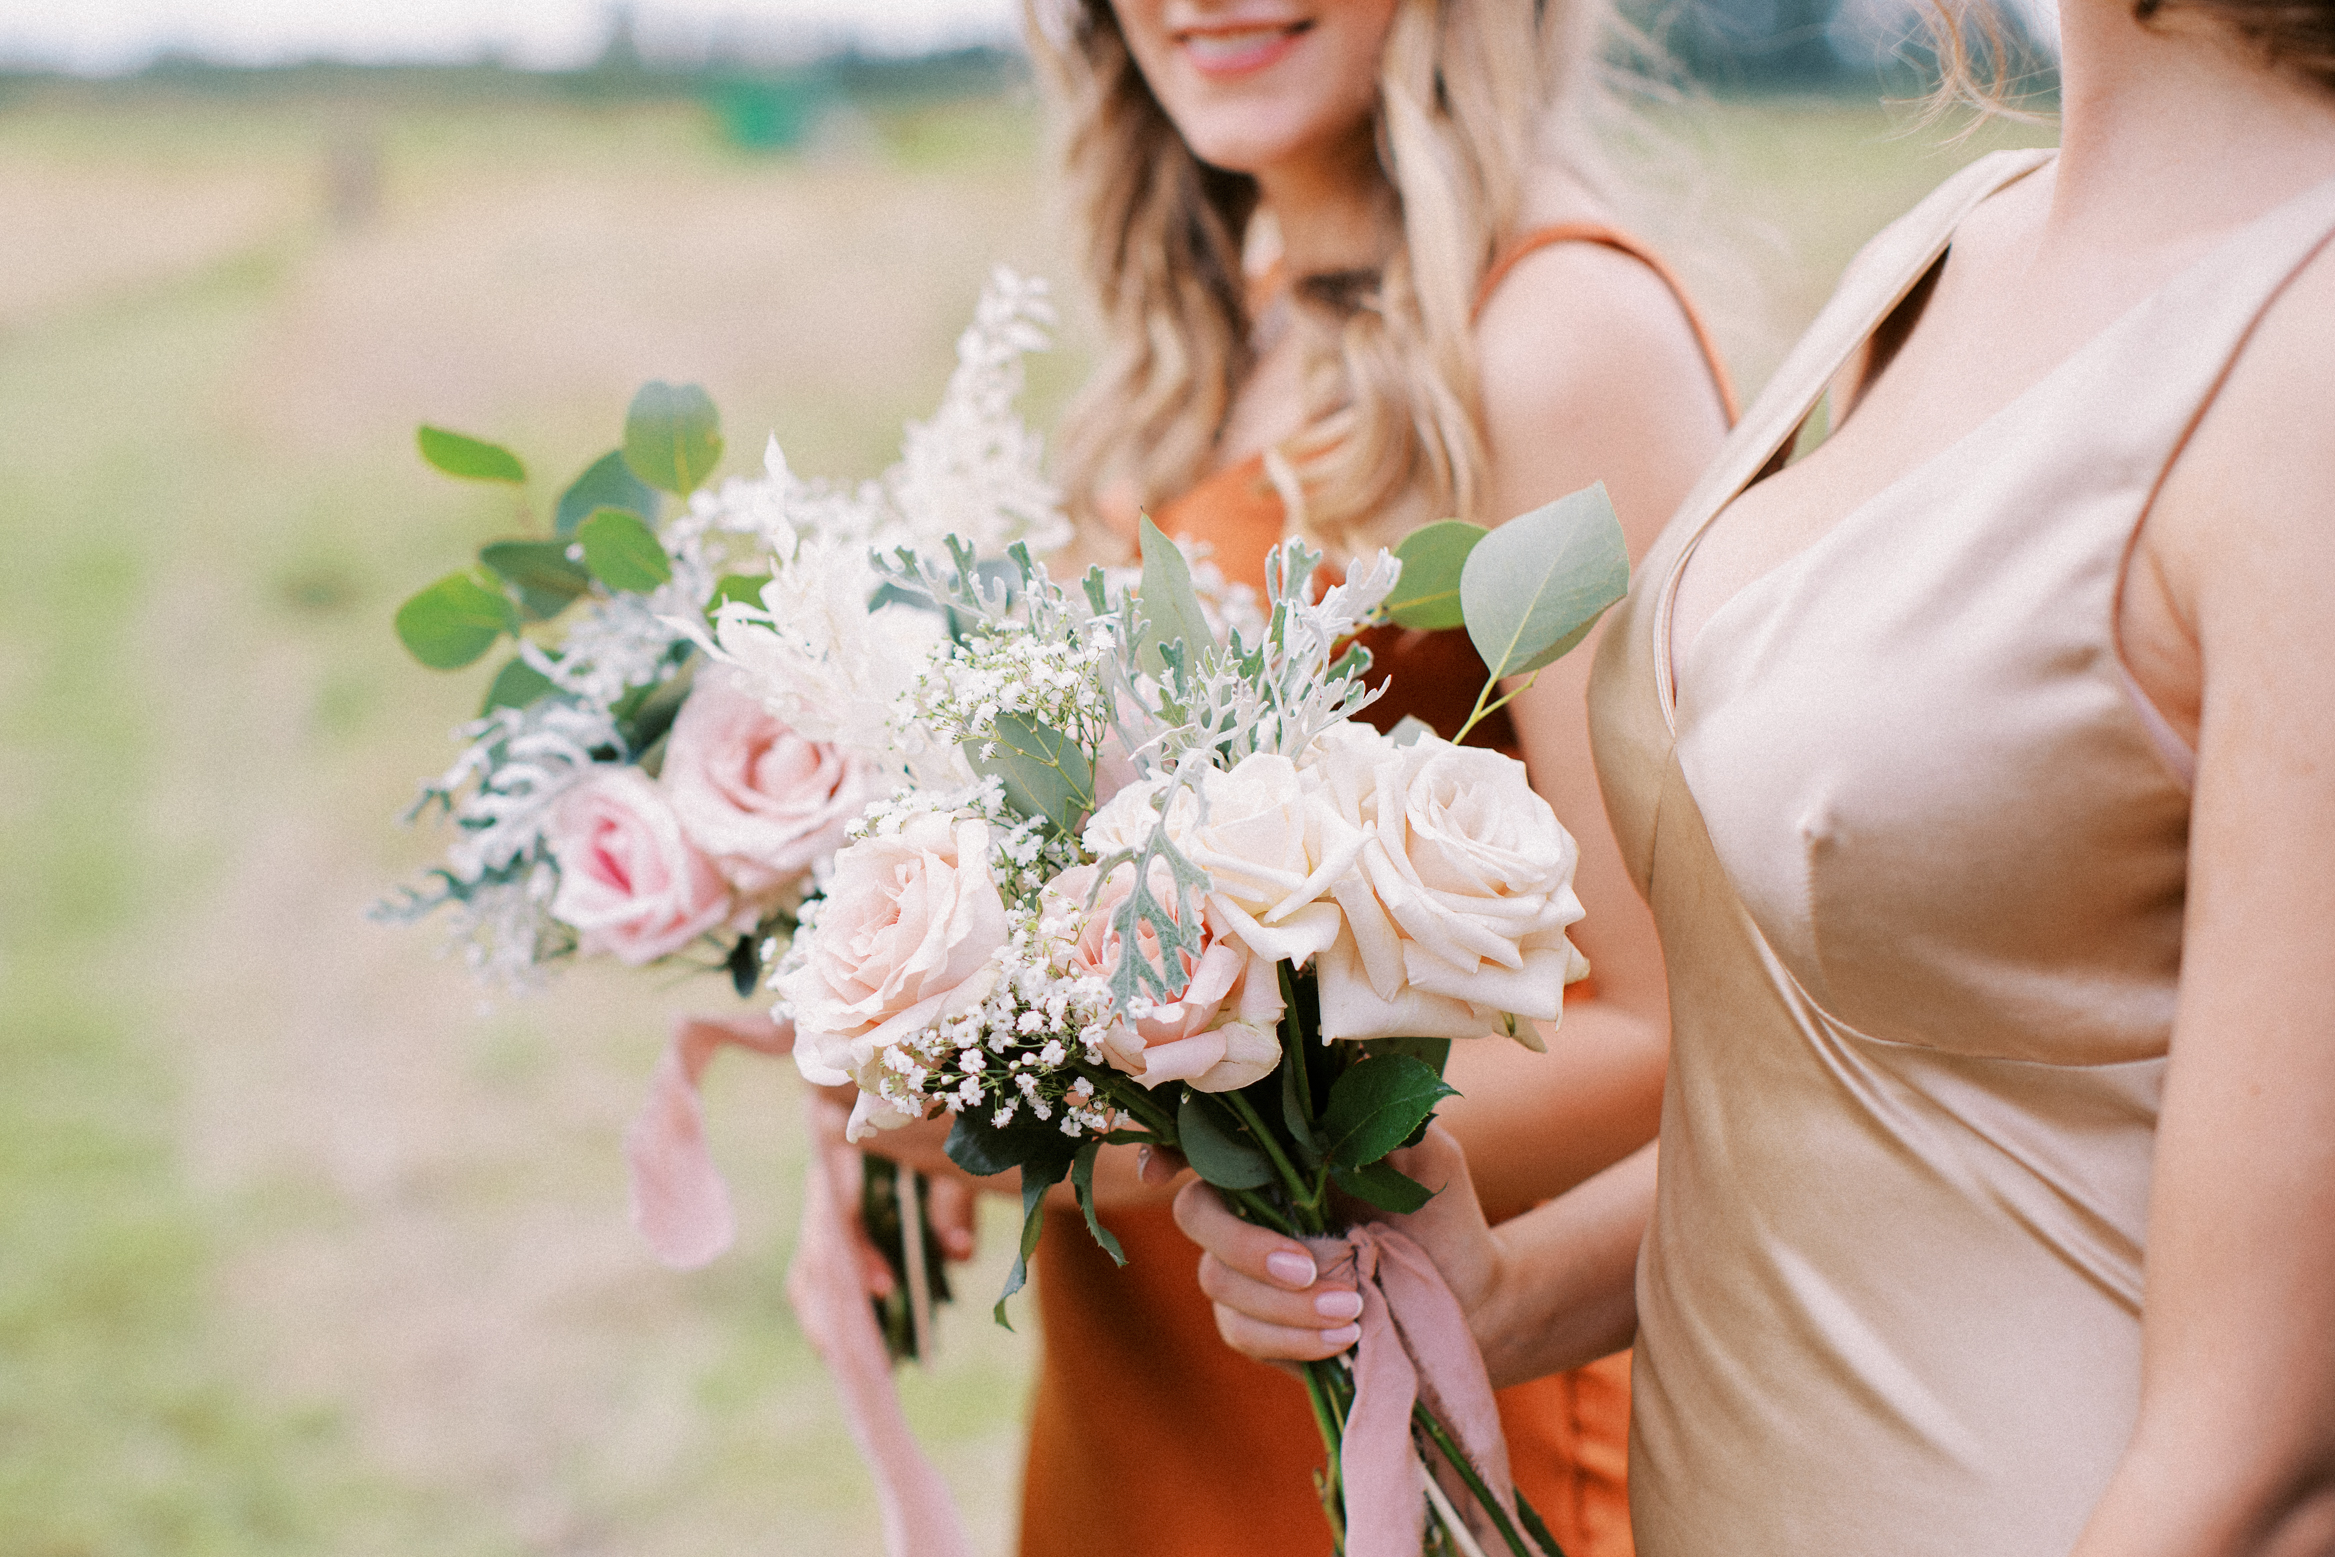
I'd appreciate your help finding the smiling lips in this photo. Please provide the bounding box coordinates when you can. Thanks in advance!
[1175,20,1312,78]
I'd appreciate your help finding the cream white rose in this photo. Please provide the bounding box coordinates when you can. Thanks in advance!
[1081,752,1355,969]
[783,811,1008,1134]
[1306,725,1590,1042]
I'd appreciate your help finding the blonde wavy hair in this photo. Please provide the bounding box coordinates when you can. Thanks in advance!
[1027,0,1620,553]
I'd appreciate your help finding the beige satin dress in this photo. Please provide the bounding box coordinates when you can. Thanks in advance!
[1587,149,2335,1553]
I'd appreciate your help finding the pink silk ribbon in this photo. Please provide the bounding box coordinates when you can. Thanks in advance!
[625,1012,795,1268]
[790,1093,976,1557]
[626,1015,972,1557]
[1303,1223,1524,1557]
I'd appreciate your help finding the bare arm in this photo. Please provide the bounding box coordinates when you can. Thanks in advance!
[2069,254,2335,1557]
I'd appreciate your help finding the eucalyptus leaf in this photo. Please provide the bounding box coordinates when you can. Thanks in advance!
[708,572,766,616]
[994,1151,1073,1329]
[416,425,525,484]
[1070,1142,1127,1267]
[965,711,1093,834]
[394,571,517,670]
[1135,514,1215,680]
[1318,1054,1457,1169]
[1383,519,1488,630]
[1330,1158,1435,1215]
[1460,483,1629,681]
[479,655,558,715]
[556,449,657,537]
[1177,1091,1274,1190]
[577,508,673,594]
[622,381,723,497]
[480,539,592,621]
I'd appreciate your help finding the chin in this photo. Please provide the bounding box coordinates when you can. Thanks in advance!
[1176,113,1340,178]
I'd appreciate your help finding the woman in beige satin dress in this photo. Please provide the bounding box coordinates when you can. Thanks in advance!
[1174,4,2335,1553]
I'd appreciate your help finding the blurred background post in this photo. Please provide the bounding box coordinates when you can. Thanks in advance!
[0,2,2050,1552]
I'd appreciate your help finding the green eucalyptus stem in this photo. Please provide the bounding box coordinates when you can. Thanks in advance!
[1300,1362,1349,1550]
[1219,1089,1321,1224]
[1412,1401,1552,1557]
[1451,666,1544,747]
[1228,1185,1301,1237]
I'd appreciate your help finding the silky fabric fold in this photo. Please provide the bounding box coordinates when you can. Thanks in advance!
[789,1095,977,1557]
[627,1012,794,1268]
[1302,1225,1525,1557]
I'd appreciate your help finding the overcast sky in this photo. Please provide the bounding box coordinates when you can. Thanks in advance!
[0,0,1025,74]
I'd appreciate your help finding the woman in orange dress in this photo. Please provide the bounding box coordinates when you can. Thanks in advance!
[857,2,1733,1552]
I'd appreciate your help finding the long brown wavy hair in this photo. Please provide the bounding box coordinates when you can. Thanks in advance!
[1025,0,1622,553]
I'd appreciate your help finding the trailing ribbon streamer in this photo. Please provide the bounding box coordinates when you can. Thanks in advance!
[626,1012,795,1268]
[1302,1224,1522,1557]
[790,1094,976,1557]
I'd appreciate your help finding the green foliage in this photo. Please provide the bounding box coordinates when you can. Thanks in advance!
[1461,483,1630,681]
[555,448,658,538]
[1069,1141,1126,1266]
[1134,513,1214,680]
[575,508,672,594]
[479,655,556,714]
[1383,519,1488,631]
[415,424,525,484]
[993,1151,1073,1329]
[725,933,760,999]
[1330,1158,1436,1215]
[478,538,591,620]
[964,711,1093,835]
[392,571,517,670]
[709,572,766,615]
[1176,1090,1274,1190]
[1317,1054,1456,1170]
[622,381,724,497]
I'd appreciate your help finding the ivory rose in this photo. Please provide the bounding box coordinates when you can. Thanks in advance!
[1042,863,1282,1093]
[1305,725,1591,1042]
[662,668,876,907]
[1081,752,1354,969]
[545,767,736,965]
[783,811,1009,1138]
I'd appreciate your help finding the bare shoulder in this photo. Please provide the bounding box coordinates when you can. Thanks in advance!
[2156,238,2335,620]
[1470,230,1729,541]
[1472,237,1721,432]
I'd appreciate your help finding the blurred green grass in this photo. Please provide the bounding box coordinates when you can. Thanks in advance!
[0,83,2047,1556]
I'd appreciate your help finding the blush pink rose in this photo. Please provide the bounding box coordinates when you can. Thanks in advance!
[1042,863,1283,1094]
[783,811,1009,1137]
[545,767,736,965]
[663,670,876,906]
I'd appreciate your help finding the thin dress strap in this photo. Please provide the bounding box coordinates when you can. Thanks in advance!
[1473,223,1742,423]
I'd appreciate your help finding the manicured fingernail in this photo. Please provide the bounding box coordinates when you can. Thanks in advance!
[1266,1251,1317,1289]
[1314,1289,1362,1322]
[1136,1146,1154,1178]
[1320,1324,1361,1349]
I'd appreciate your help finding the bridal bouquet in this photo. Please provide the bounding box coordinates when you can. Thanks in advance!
[375,270,1067,1359]
[743,487,1627,1557]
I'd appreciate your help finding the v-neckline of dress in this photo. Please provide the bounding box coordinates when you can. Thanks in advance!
[1657,156,2335,732]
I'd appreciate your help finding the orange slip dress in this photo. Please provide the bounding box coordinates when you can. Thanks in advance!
[1018,226,1738,1557]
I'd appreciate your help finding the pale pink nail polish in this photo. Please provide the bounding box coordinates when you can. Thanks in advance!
[1314,1289,1363,1322]
[1265,1250,1317,1289]
[1319,1323,1361,1349]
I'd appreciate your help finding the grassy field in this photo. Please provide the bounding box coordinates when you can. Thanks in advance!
[0,81,2048,1557]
